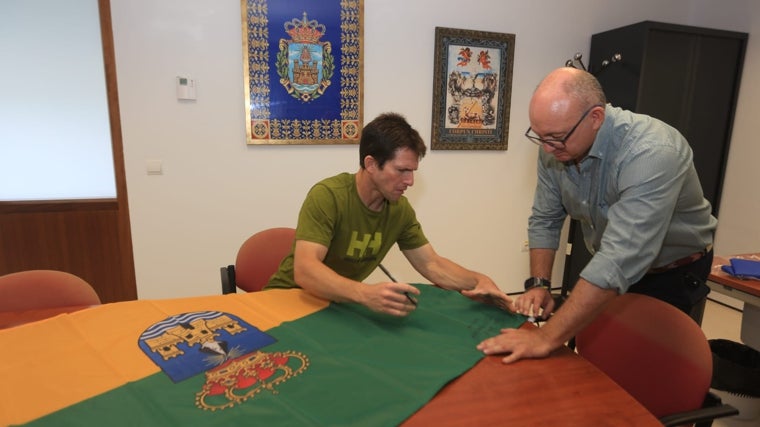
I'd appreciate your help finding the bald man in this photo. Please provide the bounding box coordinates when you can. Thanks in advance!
[478,67,716,363]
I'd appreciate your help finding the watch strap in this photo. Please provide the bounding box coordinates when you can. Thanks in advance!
[524,277,551,290]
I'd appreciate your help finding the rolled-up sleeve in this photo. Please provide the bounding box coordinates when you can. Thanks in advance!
[528,153,567,250]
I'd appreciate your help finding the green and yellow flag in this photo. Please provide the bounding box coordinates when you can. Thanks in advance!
[0,285,524,426]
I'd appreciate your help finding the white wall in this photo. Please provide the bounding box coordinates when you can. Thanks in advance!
[109,0,759,299]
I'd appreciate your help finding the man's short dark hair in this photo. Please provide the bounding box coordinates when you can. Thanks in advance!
[359,112,427,169]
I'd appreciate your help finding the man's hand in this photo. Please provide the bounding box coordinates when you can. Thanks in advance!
[476,327,554,364]
[360,282,421,317]
[513,287,555,319]
[461,288,514,312]
[461,278,514,312]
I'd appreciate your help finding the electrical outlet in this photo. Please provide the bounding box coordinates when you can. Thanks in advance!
[521,240,529,252]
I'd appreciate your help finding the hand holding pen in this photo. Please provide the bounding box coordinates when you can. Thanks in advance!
[378,264,418,306]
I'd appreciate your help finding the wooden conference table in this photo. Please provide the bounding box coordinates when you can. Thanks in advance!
[708,253,760,351]
[0,287,659,427]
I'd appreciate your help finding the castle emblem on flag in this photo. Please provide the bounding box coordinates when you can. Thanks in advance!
[138,311,277,382]
[276,12,334,102]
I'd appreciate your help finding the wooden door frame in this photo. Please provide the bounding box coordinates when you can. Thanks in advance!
[98,0,137,300]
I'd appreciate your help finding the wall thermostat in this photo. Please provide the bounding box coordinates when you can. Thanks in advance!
[176,76,196,100]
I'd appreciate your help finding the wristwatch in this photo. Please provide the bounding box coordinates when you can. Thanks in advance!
[524,277,551,291]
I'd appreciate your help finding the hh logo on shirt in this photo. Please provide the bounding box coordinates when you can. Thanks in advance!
[346,231,382,259]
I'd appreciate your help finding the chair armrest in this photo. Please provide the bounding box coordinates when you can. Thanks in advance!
[220,265,237,294]
[659,403,738,427]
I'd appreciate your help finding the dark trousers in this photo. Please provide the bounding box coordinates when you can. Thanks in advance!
[627,250,713,325]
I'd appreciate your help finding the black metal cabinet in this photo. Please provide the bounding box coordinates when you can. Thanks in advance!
[562,21,748,291]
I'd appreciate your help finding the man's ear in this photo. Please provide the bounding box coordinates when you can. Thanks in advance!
[590,106,605,130]
[364,155,377,171]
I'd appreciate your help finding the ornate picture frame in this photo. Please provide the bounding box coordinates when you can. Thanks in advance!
[241,0,363,145]
[431,27,515,150]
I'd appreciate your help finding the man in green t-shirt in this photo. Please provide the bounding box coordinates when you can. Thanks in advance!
[267,112,511,316]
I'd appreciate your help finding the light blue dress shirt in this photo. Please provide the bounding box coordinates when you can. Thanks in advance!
[528,104,717,293]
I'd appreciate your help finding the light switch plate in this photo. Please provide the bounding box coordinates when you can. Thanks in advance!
[147,159,163,175]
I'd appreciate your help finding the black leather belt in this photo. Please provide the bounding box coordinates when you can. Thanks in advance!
[648,244,713,274]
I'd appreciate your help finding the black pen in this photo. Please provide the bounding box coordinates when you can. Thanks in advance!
[404,292,418,306]
[378,263,417,306]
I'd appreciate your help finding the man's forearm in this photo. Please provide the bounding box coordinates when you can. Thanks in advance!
[529,248,556,278]
[424,257,480,291]
[538,279,617,348]
[294,258,365,304]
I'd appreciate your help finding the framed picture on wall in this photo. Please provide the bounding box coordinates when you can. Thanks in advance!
[241,0,363,145]
[431,27,515,150]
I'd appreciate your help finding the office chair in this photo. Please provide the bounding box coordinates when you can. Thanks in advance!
[220,227,296,294]
[0,270,101,312]
[576,293,738,427]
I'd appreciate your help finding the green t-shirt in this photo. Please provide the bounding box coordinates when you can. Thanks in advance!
[267,173,428,289]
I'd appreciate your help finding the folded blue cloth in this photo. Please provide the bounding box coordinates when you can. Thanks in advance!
[721,258,760,279]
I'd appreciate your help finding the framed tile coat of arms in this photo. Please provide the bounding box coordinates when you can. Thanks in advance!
[241,0,363,145]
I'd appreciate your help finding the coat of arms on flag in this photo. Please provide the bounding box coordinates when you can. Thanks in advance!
[138,311,278,382]
[138,311,310,411]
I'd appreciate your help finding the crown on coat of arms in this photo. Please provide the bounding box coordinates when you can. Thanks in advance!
[284,12,325,44]
[195,350,309,411]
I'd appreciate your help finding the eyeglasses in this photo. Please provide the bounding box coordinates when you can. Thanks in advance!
[525,104,603,149]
